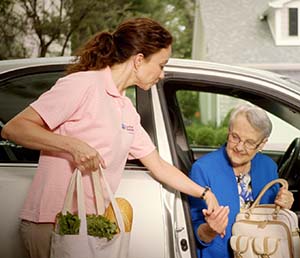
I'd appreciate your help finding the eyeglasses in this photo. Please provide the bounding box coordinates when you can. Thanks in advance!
[228,132,262,150]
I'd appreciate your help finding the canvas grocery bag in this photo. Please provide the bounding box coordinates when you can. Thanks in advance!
[50,167,130,258]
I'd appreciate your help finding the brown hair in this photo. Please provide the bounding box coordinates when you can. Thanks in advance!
[67,17,173,74]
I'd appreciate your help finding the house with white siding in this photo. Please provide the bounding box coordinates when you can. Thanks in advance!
[193,0,300,126]
[262,0,300,46]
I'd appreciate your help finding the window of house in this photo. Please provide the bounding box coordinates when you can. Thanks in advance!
[289,8,298,36]
[265,4,300,45]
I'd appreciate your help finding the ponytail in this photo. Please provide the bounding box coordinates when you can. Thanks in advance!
[67,17,172,74]
[67,32,116,74]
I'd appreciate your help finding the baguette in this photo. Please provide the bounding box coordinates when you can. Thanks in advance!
[104,197,133,232]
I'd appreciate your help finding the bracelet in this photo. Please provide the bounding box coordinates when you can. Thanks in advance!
[200,186,210,200]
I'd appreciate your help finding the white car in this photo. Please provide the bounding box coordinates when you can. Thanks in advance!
[0,57,299,258]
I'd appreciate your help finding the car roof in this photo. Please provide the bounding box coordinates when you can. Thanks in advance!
[168,58,300,92]
[0,57,74,73]
[1,56,300,92]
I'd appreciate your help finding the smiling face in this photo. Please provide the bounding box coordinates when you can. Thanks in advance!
[134,45,172,90]
[226,113,266,170]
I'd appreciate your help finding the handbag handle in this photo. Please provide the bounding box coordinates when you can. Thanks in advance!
[250,178,288,209]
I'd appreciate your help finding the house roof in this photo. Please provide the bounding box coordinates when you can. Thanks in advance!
[269,0,295,8]
[198,0,300,64]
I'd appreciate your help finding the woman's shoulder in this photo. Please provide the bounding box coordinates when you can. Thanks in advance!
[253,152,277,170]
[198,145,225,160]
[254,152,275,163]
[61,70,106,83]
[55,70,109,93]
[192,146,225,170]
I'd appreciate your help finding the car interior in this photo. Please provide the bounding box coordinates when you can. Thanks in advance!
[159,78,300,220]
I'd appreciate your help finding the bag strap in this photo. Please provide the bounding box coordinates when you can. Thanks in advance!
[61,169,88,235]
[250,178,288,209]
[91,171,105,214]
[61,167,125,234]
[92,167,125,233]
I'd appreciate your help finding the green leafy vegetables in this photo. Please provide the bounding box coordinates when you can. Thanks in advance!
[86,214,118,240]
[57,211,118,240]
[57,211,80,235]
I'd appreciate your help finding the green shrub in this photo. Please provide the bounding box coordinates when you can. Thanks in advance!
[186,125,228,147]
[186,126,198,145]
[194,127,215,145]
[220,109,233,127]
[214,127,228,146]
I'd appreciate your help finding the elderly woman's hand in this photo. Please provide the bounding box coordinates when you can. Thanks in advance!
[202,206,230,239]
[275,186,294,209]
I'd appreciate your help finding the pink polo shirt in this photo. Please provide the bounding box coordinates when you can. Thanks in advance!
[20,67,155,223]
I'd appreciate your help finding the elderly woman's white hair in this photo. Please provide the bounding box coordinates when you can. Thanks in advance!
[229,104,272,139]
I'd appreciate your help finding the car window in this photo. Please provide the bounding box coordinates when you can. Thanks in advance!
[0,69,136,163]
[0,72,62,123]
[125,86,136,107]
[176,90,300,152]
[0,71,62,163]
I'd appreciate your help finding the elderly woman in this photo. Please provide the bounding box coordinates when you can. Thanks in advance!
[188,104,294,258]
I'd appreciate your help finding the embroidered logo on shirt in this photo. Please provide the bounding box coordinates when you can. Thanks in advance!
[121,123,134,133]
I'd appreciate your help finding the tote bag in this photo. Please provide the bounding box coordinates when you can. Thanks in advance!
[230,178,300,258]
[50,167,131,258]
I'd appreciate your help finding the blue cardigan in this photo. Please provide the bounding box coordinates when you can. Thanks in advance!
[188,145,279,258]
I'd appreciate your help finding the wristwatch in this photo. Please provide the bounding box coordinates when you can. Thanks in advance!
[200,186,210,200]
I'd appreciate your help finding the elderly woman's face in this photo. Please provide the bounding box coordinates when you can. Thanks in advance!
[226,114,265,168]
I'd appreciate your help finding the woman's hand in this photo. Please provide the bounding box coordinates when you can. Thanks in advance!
[275,186,294,209]
[70,138,106,173]
[201,206,229,240]
[203,190,220,214]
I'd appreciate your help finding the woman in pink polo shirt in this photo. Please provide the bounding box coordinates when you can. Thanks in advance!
[2,17,224,258]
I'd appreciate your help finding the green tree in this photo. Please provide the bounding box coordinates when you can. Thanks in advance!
[19,0,71,57]
[70,0,134,53]
[157,0,195,58]
[0,0,27,59]
[18,0,130,57]
[1,0,195,59]
[176,90,200,123]
[125,0,194,58]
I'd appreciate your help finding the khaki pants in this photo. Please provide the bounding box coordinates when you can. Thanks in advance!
[19,220,54,258]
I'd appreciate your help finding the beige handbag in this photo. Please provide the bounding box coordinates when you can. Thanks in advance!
[50,167,131,258]
[230,178,300,258]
